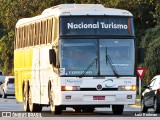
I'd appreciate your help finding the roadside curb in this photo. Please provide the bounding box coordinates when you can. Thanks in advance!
[129,99,141,108]
[136,99,141,105]
[128,99,141,108]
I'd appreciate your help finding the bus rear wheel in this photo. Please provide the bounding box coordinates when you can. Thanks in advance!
[28,87,42,112]
[112,105,124,115]
[23,83,30,112]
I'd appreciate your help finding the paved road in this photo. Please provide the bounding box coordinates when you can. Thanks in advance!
[0,96,140,112]
[0,96,160,119]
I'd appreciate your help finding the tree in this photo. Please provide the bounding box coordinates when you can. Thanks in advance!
[140,25,160,83]
[0,30,14,75]
[0,0,159,75]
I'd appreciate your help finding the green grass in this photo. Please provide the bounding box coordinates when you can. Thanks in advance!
[136,94,141,99]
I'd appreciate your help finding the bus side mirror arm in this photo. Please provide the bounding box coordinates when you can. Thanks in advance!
[49,49,56,66]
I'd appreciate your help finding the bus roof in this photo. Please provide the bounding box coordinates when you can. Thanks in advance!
[16,4,133,26]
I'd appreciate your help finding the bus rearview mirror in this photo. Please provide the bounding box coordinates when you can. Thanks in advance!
[49,49,56,66]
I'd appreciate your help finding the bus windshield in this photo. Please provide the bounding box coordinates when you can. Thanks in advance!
[100,39,135,76]
[59,39,135,76]
[59,39,98,76]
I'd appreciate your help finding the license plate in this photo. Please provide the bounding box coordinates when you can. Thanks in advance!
[93,96,105,100]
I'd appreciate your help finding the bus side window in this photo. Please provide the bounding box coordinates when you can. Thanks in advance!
[21,27,24,48]
[36,22,40,45]
[51,18,55,42]
[35,22,39,46]
[41,20,45,44]
[40,21,43,45]
[44,20,47,44]
[24,26,27,47]
[46,19,49,44]
[33,23,36,46]
[15,28,19,49]
[19,27,22,48]
[47,18,53,44]
[30,24,33,46]
[32,24,34,46]
[42,20,47,44]
[34,23,37,46]
[27,25,29,47]
[23,26,25,48]
[28,25,30,47]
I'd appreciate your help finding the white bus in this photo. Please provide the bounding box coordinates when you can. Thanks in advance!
[14,4,136,114]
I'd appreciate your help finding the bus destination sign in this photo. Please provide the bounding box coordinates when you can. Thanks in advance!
[60,16,134,36]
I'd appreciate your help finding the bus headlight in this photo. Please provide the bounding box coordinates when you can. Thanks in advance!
[118,85,136,91]
[61,86,80,91]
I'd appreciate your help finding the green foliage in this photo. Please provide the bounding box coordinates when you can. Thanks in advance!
[141,25,160,48]
[0,0,160,76]
[0,30,14,75]
[141,25,160,83]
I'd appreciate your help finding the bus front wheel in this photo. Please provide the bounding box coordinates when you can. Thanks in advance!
[49,84,55,113]
[112,105,124,115]
[82,106,95,113]
[74,107,82,112]
[54,106,62,115]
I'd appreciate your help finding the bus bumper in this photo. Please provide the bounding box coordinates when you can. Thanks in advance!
[59,91,136,105]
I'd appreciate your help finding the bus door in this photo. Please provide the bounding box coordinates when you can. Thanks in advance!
[40,46,51,104]
[32,48,41,103]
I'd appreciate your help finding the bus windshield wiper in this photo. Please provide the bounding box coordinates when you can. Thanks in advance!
[106,47,120,78]
[80,56,98,77]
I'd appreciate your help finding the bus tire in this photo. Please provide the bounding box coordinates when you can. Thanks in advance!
[36,104,43,112]
[49,83,55,113]
[54,106,62,115]
[82,106,94,113]
[74,107,82,112]
[112,105,124,115]
[28,87,42,112]
[23,82,30,112]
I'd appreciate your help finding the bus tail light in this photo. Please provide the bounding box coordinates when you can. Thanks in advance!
[61,86,80,91]
[118,85,136,91]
